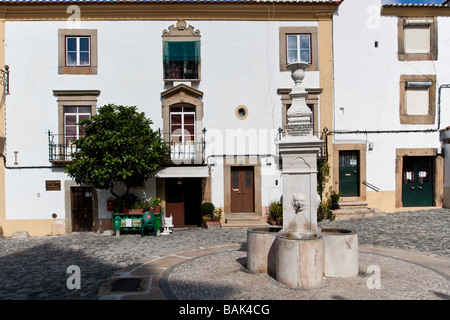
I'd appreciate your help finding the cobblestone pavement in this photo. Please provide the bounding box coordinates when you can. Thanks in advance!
[0,208,449,300]
[166,249,449,300]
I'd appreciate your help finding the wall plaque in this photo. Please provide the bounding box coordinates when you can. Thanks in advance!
[46,180,61,191]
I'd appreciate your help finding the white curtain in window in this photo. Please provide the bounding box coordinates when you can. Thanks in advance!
[406,88,429,115]
[404,27,430,54]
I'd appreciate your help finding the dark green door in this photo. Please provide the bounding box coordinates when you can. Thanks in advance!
[339,151,359,197]
[402,156,433,207]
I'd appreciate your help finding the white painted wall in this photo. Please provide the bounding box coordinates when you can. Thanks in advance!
[334,0,450,196]
[4,19,320,222]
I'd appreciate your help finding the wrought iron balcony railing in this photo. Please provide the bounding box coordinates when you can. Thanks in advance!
[162,140,205,165]
[48,131,79,164]
[48,131,206,165]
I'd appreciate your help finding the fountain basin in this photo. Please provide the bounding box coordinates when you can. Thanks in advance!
[276,233,323,288]
[247,226,282,276]
[322,228,358,278]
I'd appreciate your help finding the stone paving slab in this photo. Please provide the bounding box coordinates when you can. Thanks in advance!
[98,244,242,300]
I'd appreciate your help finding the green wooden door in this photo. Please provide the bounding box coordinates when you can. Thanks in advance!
[402,157,433,207]
[339,151,359,197]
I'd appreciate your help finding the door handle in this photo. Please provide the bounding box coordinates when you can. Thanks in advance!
[244,191,246,194]
[418,186,423,190]
[238,191,241,194]
[353,170,357,173]
[411,187,415,190]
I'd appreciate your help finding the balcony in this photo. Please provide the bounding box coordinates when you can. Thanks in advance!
[49,131,206,166]
[162,140,205,165]
[48,131,78,164]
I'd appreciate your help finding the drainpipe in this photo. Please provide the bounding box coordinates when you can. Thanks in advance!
[330,84,450,136]
[2,155,65,170]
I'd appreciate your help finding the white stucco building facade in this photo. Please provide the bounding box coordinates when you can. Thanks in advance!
[0,0,338,236]
[333,0,450,212]
[2,0,448,237]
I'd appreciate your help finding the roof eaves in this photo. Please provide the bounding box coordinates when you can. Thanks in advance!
[0,0,343,3]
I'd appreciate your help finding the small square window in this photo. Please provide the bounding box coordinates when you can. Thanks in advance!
[58,29,97,75]
[400,75,436,125]
[66,36,91,67]
[279,27,318,72]
[398,18,437,61]
[286,34,311,64]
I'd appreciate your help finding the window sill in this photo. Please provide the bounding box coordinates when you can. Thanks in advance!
[59,66,97,75]
[49,159,73,166]
[164,79,200,83]
[398,52,437,61]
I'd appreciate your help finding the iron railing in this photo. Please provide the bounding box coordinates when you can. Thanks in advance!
[48,131,79,163]
[163,140,205,164]
[49,130,207,165]
[0,65,10,96]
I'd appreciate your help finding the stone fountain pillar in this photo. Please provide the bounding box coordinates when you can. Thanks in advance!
[276,62,324,288]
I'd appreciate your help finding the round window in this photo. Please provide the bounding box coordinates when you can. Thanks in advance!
[235,105,248,120]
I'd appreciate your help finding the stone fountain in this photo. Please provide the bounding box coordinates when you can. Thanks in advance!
[247,62,358,288]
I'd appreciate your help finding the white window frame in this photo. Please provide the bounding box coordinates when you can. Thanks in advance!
[66,36,91,67]
[64,106,91,144]
[286,34,311,64]
[170,107,196,144]
[169,106,196,159]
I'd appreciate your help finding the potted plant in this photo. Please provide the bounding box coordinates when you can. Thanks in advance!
[267,200,282,225]
[201,202,221,228]
[141,199,152,212]
[328,187,341,210]
[203,208,222,228]
[118,193,139,214]
[129,201,143,214]
[150,197,162,213]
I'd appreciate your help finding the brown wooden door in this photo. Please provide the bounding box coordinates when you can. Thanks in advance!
[71,187,93,232]
[166,179,185,228]
[231,166,254,213]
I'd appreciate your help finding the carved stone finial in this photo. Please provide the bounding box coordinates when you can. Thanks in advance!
[163,20,201,37]
[176,20,187,31]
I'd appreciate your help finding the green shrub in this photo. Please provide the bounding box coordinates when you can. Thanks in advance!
[201,202,215,216]
[268,200,282,221]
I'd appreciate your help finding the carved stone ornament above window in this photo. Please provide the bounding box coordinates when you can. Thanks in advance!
[162,20,201,38]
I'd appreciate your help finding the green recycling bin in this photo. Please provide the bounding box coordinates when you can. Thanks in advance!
[154,212,162,231]
[113,215,122,230]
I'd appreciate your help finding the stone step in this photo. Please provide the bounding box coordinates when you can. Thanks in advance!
[226,213,264,221]
[338,200,369,209]
[332,206,386,221]
[222,213,269,228]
